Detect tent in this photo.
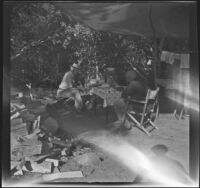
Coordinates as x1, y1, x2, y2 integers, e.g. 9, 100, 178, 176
55, 2, 192, 83
55, 2, 190, 38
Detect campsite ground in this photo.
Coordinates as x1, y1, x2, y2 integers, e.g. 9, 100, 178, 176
9, 87, 190, 184
56, 108, 189, 183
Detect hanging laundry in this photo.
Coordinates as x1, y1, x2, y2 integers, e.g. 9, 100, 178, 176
168, 52, 175, 64
180, 54, 190, 68
161, 51, 181, 65
160, 51, 168, 62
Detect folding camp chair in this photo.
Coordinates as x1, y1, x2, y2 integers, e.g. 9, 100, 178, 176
122, 87, 160, 136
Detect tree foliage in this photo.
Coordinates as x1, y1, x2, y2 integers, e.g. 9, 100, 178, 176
10, 2, 155, 89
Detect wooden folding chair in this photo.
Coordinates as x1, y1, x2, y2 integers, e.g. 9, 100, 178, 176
122, 87, 160, 136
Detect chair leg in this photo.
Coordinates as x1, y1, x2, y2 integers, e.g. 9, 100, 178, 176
148, 119, 159, 129
179, 108, 184, 120
127, 113, 151, 136
140, 126, 151, 136
173, 109, 177, 116
149, 127, 156, 133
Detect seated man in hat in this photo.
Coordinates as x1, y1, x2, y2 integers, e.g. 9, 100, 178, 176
122, 70, 149, 101
114, 69, 155, 130
56, 62, 84, 112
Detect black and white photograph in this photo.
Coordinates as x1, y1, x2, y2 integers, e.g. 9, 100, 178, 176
2, 1, 199, 187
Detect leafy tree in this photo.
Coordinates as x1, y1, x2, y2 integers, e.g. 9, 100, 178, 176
10, 2, 155, 89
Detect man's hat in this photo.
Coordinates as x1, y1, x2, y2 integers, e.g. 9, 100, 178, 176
71, 63, 80, 70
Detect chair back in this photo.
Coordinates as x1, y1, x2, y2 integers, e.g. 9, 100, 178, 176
146, 87, 160, 101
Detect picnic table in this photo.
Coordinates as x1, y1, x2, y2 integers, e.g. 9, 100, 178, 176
90, 86, 122, 107
89, 85, 124, 122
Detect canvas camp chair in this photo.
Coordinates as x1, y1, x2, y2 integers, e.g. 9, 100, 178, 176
122, 87, 160, 136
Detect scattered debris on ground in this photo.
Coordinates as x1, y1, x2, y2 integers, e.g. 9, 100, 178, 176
10, 88, 104, 182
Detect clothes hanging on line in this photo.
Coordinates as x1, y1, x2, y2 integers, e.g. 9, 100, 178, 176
160, 51, 181, 64
180, 54, 190, 68
161, 51, 189, 68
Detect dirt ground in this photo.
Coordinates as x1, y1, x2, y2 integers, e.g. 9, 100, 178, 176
9, 87, 189, 185
52, 107, 189, 183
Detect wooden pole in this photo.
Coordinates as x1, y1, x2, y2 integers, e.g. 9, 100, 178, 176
149, 4, 158, 86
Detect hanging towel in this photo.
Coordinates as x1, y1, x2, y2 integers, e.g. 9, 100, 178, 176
180, 54, 190, 68
161, 51, 180, 64
160, 51, 168, 62
173, 53, 181, 61
168, 52, 175, 64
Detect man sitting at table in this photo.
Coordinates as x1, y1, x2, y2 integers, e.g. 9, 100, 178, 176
56, 62, 84, 112
114, 69, 155, 129
122, 70, 149, 101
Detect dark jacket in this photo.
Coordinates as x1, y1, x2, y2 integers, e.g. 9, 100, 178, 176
122, 79, 148, 101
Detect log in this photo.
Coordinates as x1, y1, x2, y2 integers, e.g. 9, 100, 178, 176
42, 171, 83, 181
24, 129, 40, 139
23, 161, 52, 174
26, 149, 61, 162
11, 102, 25, 109
11, 112, 20, 120
51, 139, 72, 148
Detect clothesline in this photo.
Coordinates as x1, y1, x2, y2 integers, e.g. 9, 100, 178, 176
160, 51, 190, 69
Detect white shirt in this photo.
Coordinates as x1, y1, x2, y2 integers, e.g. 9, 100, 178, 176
59, 71, 73, 90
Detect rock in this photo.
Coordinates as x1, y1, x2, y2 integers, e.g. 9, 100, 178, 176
60, 159, 81, 172
74, 152, 101, 167
43, 117, 59, 134
82, 165, 95, 176
67, 152, 101, 176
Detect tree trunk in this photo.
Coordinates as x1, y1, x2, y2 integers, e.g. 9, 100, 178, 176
157, 38, 165, 77
56, 53, 60, 86
149, 5, 157, 86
